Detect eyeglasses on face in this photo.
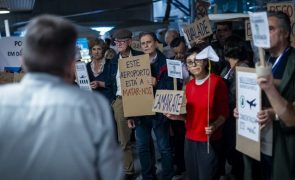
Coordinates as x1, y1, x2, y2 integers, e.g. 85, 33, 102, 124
186, 60, 204, 67
114, 39, 129, 45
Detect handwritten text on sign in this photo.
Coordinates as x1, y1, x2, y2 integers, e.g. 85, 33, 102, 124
182, 16, 212, 45
152, 90, 184, 115
119, 54, 155, 117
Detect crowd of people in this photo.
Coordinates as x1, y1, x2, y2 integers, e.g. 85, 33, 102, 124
0, 10, 294, 180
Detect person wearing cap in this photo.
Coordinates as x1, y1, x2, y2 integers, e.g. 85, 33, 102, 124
106, 28, 143, 180
86, 38, 112, 102
165, 46, 229, 180
0, 15, 122, 180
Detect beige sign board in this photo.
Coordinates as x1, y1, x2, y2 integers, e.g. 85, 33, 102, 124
131, 40, 142, 52
157, 43, 164, 53
182, 16, 213, 45
0, 72, 25, 84
236, 67, 261, 161
245, 19, 252, 41
119, 54, 155, 117
152, 90, 185, 115
267, 2, 295, 42
196, 0, 210, 19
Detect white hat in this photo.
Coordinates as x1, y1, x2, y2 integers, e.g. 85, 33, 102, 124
195, 46, 219, 62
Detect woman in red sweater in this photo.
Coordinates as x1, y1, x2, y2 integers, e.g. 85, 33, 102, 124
165, 48, 229, 180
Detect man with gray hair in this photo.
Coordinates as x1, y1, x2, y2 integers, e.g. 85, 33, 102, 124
0, 15, 122, 180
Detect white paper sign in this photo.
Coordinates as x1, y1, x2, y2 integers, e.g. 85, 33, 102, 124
166, 59, 183, 79
237, 71, 261, 142
0, 37, 23, 71
249, 12, 270, 48
75, 62, 92, 91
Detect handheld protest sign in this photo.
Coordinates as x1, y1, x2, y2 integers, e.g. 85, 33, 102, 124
131, 38, 142, 52
166, 59, 183, 90
119, 54, 155, 117
196, 0, 210, 19
152, 90, 185, 115
182, 16, 213, 46
0, 71, 25, 84
267, 2, 295, 44
76, 38, 91, 61
249, 12, 270, 67
75, 62, 92, 91
245, 19, 252, 41
236, 67, 261, 161
249, 12, 270, 49
0, 37, 23, 71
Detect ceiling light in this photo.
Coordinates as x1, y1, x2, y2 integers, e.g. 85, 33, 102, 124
0, 7, 10, 14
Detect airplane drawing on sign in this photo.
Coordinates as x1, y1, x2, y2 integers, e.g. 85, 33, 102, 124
246, 98, 256, 109
80, 75, 86, 79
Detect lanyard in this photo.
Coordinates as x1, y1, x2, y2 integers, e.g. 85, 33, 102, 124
270, 47, 290, 70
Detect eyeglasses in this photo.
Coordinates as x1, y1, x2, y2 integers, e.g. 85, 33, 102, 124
186, 60, 204, 67
114, 39, 129, 45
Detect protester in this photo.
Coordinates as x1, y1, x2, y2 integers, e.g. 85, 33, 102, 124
86, 38, 111, 101
233, 11, 293, 180
220, 35, 254, 179
0, 15, 122, 180
212, 21, 233, 74
258, 11, 295, 180
104, 38, 117, 60
170, 37, 190, 84
128, 32, 175, 180
165, 46, 229, 180
107, 29, 143, 180
163, 29, 180, 58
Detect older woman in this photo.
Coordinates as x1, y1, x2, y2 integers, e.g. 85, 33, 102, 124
86, 38, 110, 101
166, 47, 229, 180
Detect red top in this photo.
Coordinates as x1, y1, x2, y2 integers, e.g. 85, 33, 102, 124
185, 73, 229, 142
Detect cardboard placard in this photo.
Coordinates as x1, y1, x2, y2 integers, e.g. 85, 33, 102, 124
131, 40, 142, 52
196, 0, 210, 19
119, 54, 155, 117
236, 67, 261, 161
166, 59, 183, 79
267, 2, 295, 43
157, 43, 164, 53
0, 37, 23, 71
245, 19, 252, 41
249, 12, 270, 48
75, 62, 92, 91
0, 72, 25, 84
182, 16, 213, 46
152, 90, 185, 115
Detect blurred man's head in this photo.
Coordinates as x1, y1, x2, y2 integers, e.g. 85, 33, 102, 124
215, 21, 232, 46
164, 29, 180, 46
113, 29, 132, 53
267, 11, 291, 56
170, 37, 187, 61
22, 15, 77, 78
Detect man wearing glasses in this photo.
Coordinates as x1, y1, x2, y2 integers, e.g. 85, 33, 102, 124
107, 29, 143, 180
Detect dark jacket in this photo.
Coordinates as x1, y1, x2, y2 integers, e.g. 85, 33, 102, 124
86, 60, 112, 103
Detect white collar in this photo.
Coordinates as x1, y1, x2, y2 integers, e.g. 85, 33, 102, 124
195, 74, 210, 85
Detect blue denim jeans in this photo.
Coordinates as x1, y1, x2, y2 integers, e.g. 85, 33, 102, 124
135, 116, 174, 180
